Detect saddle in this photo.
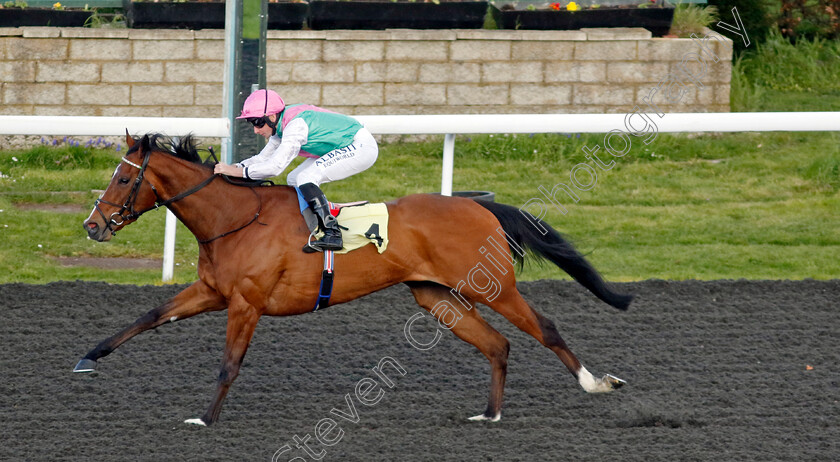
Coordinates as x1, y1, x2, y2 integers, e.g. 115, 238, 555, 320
305, 201, 389, 254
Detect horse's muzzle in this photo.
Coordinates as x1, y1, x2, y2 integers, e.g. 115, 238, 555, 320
84, 220, 111, 242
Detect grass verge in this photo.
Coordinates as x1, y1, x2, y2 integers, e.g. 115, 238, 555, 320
0, 130, 837, 285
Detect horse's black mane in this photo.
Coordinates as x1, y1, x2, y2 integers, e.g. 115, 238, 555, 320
127, 132, 274, 187
128, 133, 214, 167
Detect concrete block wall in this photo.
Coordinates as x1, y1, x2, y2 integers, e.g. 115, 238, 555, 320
0, 26, 732, 118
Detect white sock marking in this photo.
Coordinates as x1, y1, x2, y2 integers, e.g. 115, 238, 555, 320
578, 366, 614, 393
468, 412, 501, 422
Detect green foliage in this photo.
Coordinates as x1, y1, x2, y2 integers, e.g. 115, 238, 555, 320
482, 4, 498, 28
729, 56, 764, 111
84, 10, 126, 28
2, 0, 28, 8
738, 29, 840, 92
730, 29, 840, 110
777, 0, 840, 41
707, 0, 775, 53
669, 3, 719, 37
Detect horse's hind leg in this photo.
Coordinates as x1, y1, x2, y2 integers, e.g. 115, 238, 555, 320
406, 281, 509, 422
73, 280, 225, 373
481, 289, 625, 394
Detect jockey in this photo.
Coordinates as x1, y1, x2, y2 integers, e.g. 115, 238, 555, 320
214, 89, 379, 253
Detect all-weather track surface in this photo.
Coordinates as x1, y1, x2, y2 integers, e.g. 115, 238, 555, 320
1, 279, 838, 461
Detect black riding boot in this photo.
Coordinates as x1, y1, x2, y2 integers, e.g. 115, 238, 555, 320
299, 183, 343, 253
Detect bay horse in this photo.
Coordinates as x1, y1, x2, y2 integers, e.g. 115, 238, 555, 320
76, 133, 633, 426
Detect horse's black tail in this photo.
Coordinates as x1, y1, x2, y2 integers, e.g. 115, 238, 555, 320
477, 200, 633, 311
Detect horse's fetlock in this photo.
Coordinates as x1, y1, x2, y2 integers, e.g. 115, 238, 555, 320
493, 342, 510, 366
92, 345, 113, 358
217, 368, 239, 385
542, 329, 564, 348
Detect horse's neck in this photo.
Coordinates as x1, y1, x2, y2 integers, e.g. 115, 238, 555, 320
148, 154, 258, 241
148, 154, 299, 243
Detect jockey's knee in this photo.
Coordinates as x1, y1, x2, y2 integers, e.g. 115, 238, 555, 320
292, 173, 322, 187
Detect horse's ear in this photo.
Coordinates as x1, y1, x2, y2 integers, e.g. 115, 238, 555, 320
125, 129, 135, 148
140, 134, 150, 152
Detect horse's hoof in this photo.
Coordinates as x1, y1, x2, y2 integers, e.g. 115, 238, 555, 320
467, 412, 501, 422
603, 374, 626, 390
73, 358, 98, 373
184, 418, 208, 427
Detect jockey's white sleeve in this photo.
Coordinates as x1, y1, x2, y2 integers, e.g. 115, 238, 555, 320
236, 118, 309, 180
236, 137, 278, 168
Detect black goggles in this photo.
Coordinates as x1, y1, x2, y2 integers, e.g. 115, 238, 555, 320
247, 117, 268, 128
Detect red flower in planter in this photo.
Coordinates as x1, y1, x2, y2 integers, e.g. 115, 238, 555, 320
549, 3, 561, 10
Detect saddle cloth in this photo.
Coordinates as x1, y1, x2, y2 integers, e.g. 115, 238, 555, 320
315, 203, 389, 254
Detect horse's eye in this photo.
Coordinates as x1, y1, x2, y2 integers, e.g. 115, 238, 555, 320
119, 177, 130, 185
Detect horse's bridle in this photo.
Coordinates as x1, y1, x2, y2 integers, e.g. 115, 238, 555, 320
92, 148, 250, 243
93, 149, 158, 236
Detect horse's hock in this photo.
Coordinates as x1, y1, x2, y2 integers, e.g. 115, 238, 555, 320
0, 27, 732, 118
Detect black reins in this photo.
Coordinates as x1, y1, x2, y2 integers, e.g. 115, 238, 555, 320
93, 147, 263, 244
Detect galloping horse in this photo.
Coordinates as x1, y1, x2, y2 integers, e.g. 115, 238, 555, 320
76, 133, 633, 426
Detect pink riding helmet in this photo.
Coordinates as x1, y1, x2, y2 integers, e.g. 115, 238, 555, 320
237, 89, 285, 119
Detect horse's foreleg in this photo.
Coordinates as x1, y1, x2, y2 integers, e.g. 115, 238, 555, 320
406, 281, 509, 422
73, 280, 226, 373
185, 295, 261, 427
484, 291, 625, 394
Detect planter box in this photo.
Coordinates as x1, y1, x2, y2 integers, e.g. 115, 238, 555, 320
492, 5, 675, 37
268, 2, 308, 29
452, 190, 495, 202
123, 1, 307, 30
0, 8, 94, 27
309, 1, 489, 30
